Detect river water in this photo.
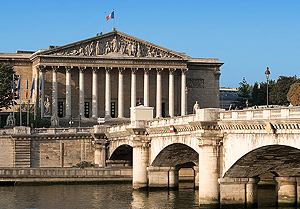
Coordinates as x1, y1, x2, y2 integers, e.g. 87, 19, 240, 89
0, 183, 297, 209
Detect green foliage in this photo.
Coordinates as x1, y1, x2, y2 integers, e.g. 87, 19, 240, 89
0, 63, 17, 110
72, 161, 94, 168
287, 82, 300, 106
269, 76, 299, 106
235, 77, 251, 108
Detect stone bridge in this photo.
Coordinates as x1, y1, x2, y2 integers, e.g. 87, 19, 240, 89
1, 106, 300, 207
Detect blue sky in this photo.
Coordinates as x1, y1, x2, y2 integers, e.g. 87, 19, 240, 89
1, 0, 299, 88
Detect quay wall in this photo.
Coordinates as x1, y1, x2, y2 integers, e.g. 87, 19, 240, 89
0, 167, 132, 184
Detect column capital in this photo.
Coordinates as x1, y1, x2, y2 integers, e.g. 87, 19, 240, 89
78, 66, 86, 73
65, 66, 73, 73
118, 67, 125, 74
144, 68, 151, 74
156, 68, 163, 75
36, 65, 46, 72
131, 67, 138, 74
169, 68, 176, 75
105, 67, 112, 74
214, 72, 221, 80
52, 66, 59, 72
92, 66, 99, 72
181, 68, 188, 75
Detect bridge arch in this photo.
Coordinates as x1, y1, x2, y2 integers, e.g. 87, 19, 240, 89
151, 143, 198, 168
222, 133, 300, 177
223, 144, 300, 178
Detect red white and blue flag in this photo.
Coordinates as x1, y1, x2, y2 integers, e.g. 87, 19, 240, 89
16, 76, 21, 99
39, 77, 42, 99
26, 76, 28, 100
30, 77, 35, 99
106, 11, 114, 21
11, 75, 14, 100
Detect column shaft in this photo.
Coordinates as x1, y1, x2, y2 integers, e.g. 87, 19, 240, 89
143, 68, 150, 106
181, 69, 187, 116
169, 69, 175, 117
65, 66, 72, 118
79, 66, 85, 118
131, 68, 137, 108
156, 68, 162, 118
105, 67, 112, 118
38, 66, 45, 118
92, 67, 98, 118
118, 67, 124, 118
52, 66, 58, 116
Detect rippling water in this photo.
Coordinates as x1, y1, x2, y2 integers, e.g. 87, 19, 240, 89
0, 183, 298, 209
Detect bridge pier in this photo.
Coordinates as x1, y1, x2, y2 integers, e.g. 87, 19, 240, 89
133, 139, 150, 189
219, 177, 259, 207
148, 166, 179, 189
274, 177, 297, 207
198, 136, 221, 207
94, 142, 106, 167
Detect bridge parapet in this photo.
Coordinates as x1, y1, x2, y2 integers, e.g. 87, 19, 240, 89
220, 106, 300, 121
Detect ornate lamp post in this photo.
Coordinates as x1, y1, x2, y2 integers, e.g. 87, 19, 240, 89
185, 87, 188, 115
265, 67, 270, 106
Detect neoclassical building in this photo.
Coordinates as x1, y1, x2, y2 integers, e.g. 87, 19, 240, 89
0, 30, 223, 119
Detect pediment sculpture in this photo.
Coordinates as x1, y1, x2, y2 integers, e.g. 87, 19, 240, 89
45, 33, 184, 59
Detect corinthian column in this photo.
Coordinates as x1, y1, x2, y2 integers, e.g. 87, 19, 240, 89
169, 68, 175, 117
52, 66, 58, 116
143, 68, 150, 107
181, 68, 188, 116
105, 67, 112, 118
118, 67, 125, 118
65, 66, 72, 118
131, 68, 138, 109
92, 67, 99, 118
156, 68, 163, 118
79, 66, 86, 118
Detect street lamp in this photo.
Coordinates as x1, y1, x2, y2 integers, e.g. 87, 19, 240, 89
265, 67, 270, 106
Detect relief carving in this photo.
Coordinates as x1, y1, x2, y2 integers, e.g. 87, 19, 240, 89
51, 34, 181, 59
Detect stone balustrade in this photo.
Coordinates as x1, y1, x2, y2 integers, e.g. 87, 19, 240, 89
220, 106, 300, 121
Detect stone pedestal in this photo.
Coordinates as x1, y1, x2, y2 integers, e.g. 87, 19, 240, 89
133, 140, 149, 189
274, 177, 297, 207
148, 166, 179, 189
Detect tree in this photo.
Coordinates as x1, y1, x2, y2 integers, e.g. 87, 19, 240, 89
287, 82, 300, 106
269, 76, 299, 106
0, 63, 17, 110
235, 77, 251, 108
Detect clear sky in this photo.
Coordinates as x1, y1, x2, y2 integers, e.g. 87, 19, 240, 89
1, 0, 299, 88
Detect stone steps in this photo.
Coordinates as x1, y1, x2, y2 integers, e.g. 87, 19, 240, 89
14, 141, 31, 167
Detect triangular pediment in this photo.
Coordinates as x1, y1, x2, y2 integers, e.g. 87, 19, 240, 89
36, 31, 187, 59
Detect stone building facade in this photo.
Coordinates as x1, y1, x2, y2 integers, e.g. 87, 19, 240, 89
0, 30, 223, 119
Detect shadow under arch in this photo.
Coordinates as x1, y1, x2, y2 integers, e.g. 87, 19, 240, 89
224, 144, 300, 178
151, 143, 198, 167
108, 144, 133, 166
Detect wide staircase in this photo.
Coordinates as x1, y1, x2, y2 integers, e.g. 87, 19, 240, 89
14, 140, 31, 167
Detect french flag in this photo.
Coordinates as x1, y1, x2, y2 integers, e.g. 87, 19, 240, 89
106, 11, 114, 21
26, 76, 28, 100
11, 75, 14, 100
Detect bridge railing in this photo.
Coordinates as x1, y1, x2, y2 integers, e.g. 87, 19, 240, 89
220, 106, 300, 121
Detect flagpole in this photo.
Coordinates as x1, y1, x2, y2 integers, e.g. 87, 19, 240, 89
27, 76, 29, 127
19, 75, 22, 126
12, 74, 15, 120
